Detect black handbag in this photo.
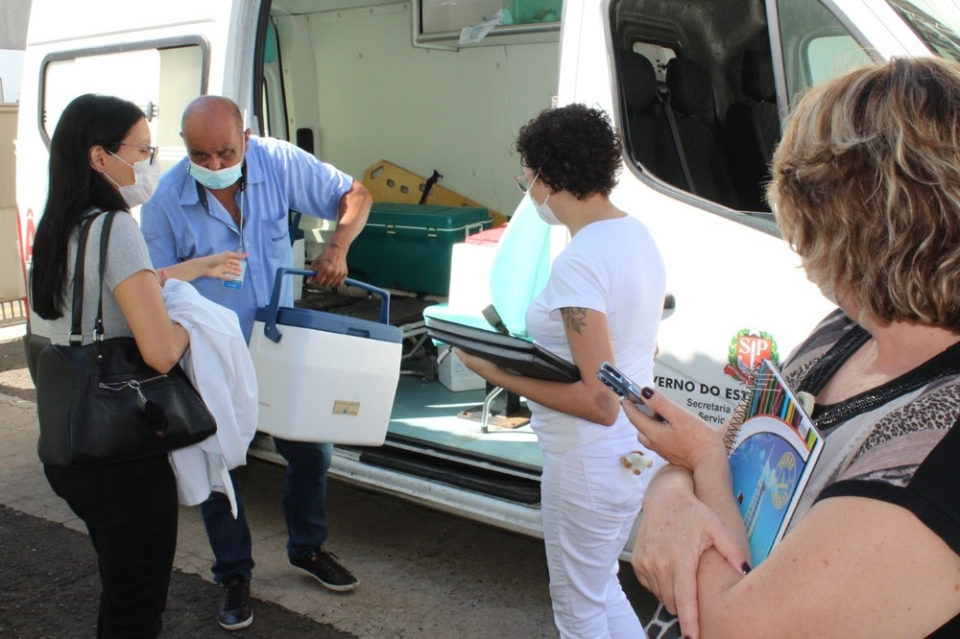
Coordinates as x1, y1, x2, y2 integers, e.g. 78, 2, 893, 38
35, 210, 217, 467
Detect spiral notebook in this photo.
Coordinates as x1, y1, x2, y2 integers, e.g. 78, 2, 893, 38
728, 359, 823, 565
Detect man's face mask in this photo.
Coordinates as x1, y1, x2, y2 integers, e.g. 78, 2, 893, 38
189, 157, 244, 190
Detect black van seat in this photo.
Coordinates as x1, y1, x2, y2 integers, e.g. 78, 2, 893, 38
726, 49, 780, 211
620, 52, 667, 174
619, 52, 692, 194
663, 57, 740, 209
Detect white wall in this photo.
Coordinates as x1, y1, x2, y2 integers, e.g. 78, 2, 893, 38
0, 104, 24, 301
278, 2, 559, 216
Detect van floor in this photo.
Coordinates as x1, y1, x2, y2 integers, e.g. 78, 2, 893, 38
388, 375, 543, 470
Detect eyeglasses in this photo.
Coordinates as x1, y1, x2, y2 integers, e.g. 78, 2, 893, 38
118, 143, 160, 165
515, 172, 538, 195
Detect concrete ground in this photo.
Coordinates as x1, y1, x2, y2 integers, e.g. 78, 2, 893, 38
0, 322, 657, 638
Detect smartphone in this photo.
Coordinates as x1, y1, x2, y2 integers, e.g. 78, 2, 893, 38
597, 361, 659, 419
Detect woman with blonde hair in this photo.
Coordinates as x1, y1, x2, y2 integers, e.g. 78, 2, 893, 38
627, 57, 960, 639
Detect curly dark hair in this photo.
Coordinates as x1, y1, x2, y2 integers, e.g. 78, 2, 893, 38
515, 103, 622, 199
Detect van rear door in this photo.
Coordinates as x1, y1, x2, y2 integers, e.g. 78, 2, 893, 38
15, 0, 258, 324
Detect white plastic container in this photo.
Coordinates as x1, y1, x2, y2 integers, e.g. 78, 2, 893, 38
249, 270, 402, 445
438, 345, 486, 392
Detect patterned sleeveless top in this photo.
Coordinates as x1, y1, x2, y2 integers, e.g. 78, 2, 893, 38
646, 310, 960, 639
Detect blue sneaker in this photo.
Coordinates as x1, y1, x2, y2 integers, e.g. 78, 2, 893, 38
289, 547, 358, 592
217, 576, 253, 631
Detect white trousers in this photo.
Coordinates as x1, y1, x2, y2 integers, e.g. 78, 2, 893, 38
540, 434, 653, 639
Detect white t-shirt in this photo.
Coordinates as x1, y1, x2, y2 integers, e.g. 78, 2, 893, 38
525, 215, 666, 453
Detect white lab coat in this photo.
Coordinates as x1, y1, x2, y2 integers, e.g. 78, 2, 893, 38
163, 279, 258, 517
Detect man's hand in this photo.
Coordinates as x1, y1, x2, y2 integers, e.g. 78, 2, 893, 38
307, 180, 372, 288
309, 243, 348, 287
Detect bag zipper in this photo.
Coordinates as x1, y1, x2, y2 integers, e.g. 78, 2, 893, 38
99, 374, 167, 405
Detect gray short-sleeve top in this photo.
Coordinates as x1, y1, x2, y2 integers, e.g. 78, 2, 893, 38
46, 211, 155, 345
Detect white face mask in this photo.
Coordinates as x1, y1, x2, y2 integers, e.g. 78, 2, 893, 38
189, 158, 244, 190
106, 152, 162, 207
528, 176, 562, 225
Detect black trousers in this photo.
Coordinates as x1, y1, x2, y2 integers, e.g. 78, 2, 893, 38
44, 454, 178, 639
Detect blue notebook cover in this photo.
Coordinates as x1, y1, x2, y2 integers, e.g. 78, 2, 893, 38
728, 359, 823, 565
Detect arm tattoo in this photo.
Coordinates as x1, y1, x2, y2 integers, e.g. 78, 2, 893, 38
561, 307, 588, 335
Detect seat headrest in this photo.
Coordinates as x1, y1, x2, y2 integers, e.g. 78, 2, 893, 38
620, 53, 658, 112
666, 57, 715, 117
742, 49, 776, 102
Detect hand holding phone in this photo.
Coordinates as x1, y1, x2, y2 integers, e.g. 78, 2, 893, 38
597, 361, 661, 420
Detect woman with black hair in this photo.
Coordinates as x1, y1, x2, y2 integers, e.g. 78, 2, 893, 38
457, 103, 666, 637
31, 93, 187, 638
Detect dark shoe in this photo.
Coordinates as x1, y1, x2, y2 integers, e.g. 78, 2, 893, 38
289, 547, 358, 592
217, 576, 253, 631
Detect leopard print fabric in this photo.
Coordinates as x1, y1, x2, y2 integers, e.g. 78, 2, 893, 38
856, 382, 960, 459
643, 604, 683, 639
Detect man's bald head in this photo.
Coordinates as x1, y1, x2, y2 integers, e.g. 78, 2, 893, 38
180, 95, 249, 175
181, 95, 244, 132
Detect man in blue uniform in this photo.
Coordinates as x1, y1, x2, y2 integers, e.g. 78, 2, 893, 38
142, 95, 372, 631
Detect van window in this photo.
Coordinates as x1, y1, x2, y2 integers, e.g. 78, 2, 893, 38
775, 0, 873, 106
888, 0, 960, 62
508, 1, 562, 25
261, 22, 289, 141
612, 0, 783, 220
41, 43, 205, 166
420, 0, 561, 34
415, 0, 561, 48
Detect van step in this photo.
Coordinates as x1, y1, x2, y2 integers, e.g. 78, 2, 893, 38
357, 447, 541, 505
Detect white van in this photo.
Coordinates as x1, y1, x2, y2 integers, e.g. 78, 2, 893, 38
15, 0, 960, 539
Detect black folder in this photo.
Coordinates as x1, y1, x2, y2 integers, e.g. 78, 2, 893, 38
425, 317, 580, 383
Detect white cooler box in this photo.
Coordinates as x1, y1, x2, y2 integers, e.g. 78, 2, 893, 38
249, 268, 403, 445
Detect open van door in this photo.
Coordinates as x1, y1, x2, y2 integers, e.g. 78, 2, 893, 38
562, 0, 960, 425
16, 1, 262, 373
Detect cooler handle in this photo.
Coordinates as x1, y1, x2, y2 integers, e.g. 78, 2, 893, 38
263, 268, 392, 343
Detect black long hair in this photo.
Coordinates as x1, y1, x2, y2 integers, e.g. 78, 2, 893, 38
30, 94, 145, 319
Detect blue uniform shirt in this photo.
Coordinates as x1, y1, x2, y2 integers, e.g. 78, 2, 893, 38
142, 136, 353, 342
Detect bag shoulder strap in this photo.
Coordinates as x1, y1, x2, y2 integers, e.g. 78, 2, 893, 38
92, 211, 118, 342
68, 212, 101, 345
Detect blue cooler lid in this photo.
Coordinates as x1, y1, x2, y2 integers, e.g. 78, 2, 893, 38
257, 269, 400, 343
255, 305, 402, 344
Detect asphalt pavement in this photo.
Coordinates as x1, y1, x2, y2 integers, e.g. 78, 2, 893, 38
0, 323, 657, 638
0, 503, 352, 638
